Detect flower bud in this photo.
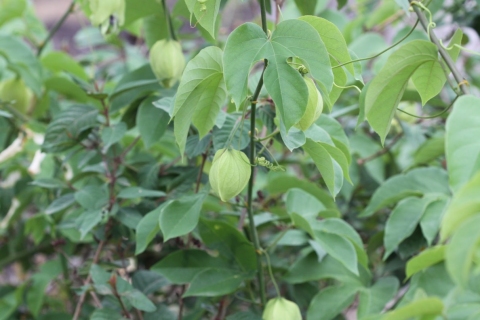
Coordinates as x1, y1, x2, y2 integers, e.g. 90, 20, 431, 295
294, 77, 323, 131
209, 149, 250, 202
89, 0, 125, 34
149, 39, 186, 88
263, 297, 302, 320
0, 78, 33, 114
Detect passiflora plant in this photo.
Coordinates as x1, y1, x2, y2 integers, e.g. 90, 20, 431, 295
0, 0, 480, 319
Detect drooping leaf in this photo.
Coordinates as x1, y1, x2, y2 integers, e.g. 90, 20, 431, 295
185, 0, 221, 39
172, 46, 227, 156
420, 197, 448, 246
223, 20, 332, 130
445, 95, 480, 193
135, 204, 165, 255
159, 193, 206, 242
365, 40, 438, 143
314, 230, 358, 275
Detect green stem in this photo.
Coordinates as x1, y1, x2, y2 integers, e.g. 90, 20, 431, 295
162, 0, 177, 41
259, 0, 268, 34
247, 67, 267, 306
37, 0, 76, 57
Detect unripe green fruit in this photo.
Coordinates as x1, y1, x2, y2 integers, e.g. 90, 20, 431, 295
209, 149, 250, 202
0, 78, 33, 114
149, 39, 186, 88
89, 0, 125, 33
294, 77, 323, 131
263, 297, 302, 320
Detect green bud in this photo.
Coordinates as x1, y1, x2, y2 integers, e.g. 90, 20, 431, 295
149, 39, 186, 88
209, 149, 250, 202
263, 297, 302, 320
0, 78, 33, 114
89, 0, 125, 34
294, 77, 323, 131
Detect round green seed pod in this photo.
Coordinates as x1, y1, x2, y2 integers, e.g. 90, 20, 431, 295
149, 39, 186, 88
0, 78, 33, 114
263, 297, 302, 320
294, 77, 323, 131
209, 148, 250, 202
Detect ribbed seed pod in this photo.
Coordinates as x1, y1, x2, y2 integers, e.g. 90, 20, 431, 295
149, 39, 186, 88
209, 149, 250, 202
0, 78, 33, 114
262, 297, 302, 320
294, 77, 324, 131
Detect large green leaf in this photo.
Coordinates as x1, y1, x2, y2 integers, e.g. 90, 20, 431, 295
185, 0, 221, 39
307, 284, 359, 320
445, 95, 480, 193
441, 172, 480, 240
365, 40, 438, 143
357, 277, 399, 319
183, 268, 249, 297
406, 246, 446, 280
314, 230, 358, 275
159, 193, 206, 242
172, 46, 226, 156
445, 215, 480, 287
360, 167, 449, 217
223, 20, 332, 130
0, 0, 26, 27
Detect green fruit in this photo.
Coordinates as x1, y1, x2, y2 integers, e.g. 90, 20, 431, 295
294, 77, 323, 131
89, 0, 125, 34
0, 78, 33, 114
263, 297, 302, 320
209, 149, 250, 202
149, 39, 186, 88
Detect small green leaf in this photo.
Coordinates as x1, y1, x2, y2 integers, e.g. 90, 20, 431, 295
159, 193, 206, 242
75, 185, 108, 210
413, 136, 445, 166
365, 40, 438, 143
101, 122, 127, 150
307, 284, 359, 320
420, 198, 448, 246
118, 187, 166, 199
411, 60, 446, 105
122, 290, 156, 312
183, 269, 248, 297
406, 246, 446, 280
76, 209, 103, 239
172, 46, 226, 156
382, 297, 444, 320
137, 97, 169, 148
185, 0, 221, 39
445, 95, 480, 193
30, 178, 66, 189
314, 230, 358, 275
357, 277, 399, 318
135, 205, 165, 255
41, 51, 89, 81
45, 193, 75, 215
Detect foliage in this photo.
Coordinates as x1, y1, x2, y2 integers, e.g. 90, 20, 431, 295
1, 0, 480, 319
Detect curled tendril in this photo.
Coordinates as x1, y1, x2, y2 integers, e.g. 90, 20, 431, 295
256, 157, 285, 171
410, 1, 435, 37
333, 82, 361, 93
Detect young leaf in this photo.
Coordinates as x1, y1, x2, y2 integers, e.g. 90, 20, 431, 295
365, 40, 438, 143
159, 193, 206, 242
172, 46, 227, 156
223, 20, 332, 130
445, 95, 480, 193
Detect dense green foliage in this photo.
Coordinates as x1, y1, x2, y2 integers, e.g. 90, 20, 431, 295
1, 0, 480, 319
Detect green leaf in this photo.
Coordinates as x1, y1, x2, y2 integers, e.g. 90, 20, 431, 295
76, 209, 103, 239
27, 259, 63, 317
294, 0, 318, 15
124, 0, 162, 26
411, 60, 446, 106
314, 230, 358, 275
365, 40, 438, 143
384, 196, 438, 259
357, 277, 399, 319
406, 246, 446, 280
223, 20, 332, 130
382, 297, 444, 320
307, 284, 359, 320
298, 16, 354, 75
118, 187, 166, 199
151, 249, 230, 284
441, 172, 480, 240
413, 136, 445, 166
159, 193, 206, 241
135, 205, 165, 255
212, 114, 250, 151
41, 51, 89, 81
445, 215, 480, 287
445, 95, 480, 193
360, 167, 449, 217
132, 270, 169, 295
420, 198, 448, 246
45, 193, 75, 214
183, 268, 248, 297
137, 97, 169, 148
285, 188, 326, 219
122, 290, 156, 312
199, 219, 257, 272
75, 185, 108, 210
42, 105, 99, 153
303, 138, 351, 197
185, 0, 221, 39
172, 46, 226, 156
44, 76, 90, 102
30, 178, 66, 189
0, 0, 26, 27
100, 122, 127, 150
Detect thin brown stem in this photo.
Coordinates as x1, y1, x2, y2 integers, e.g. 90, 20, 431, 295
357, 132, 404, 165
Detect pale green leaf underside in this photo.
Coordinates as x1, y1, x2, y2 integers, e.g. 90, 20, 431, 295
365, 40, 438, 143
223, 20, 332, 130
173, 46, 226, 156
185, 0, 221, 39
411, 60, 446, 106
